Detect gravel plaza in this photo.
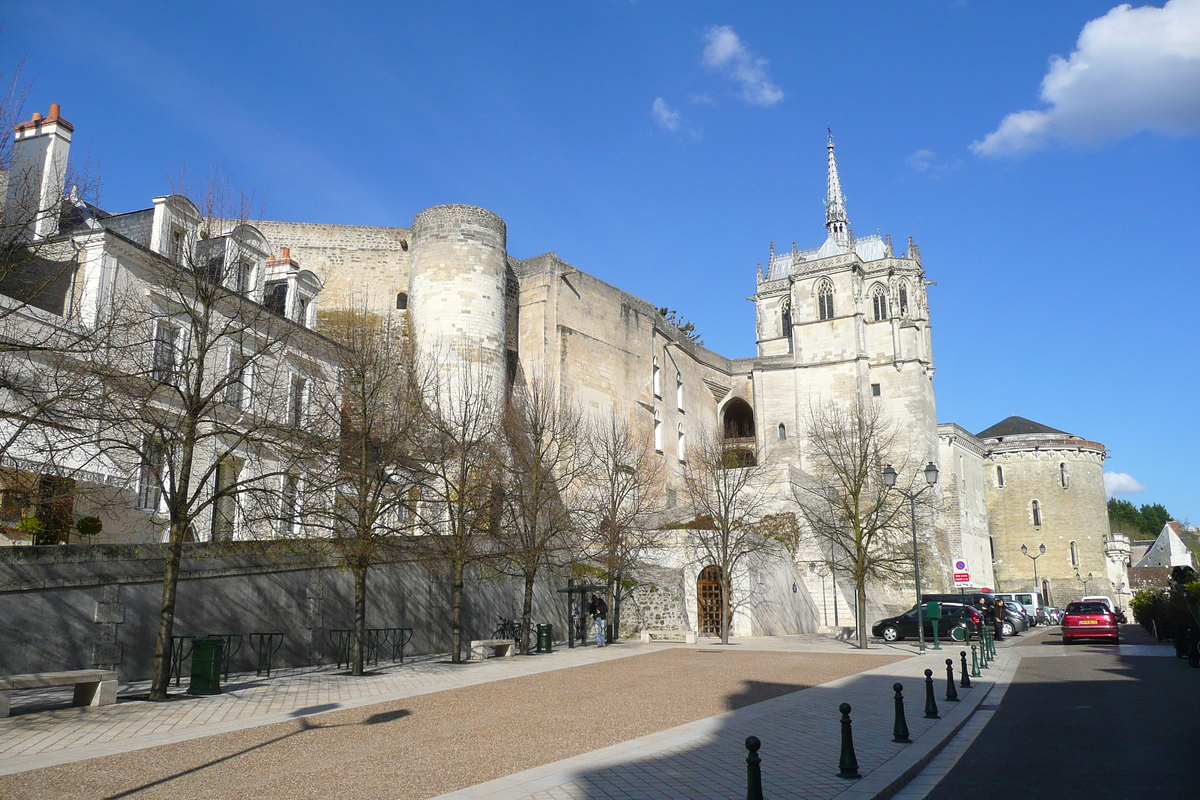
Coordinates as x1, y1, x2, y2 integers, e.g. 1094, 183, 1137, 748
0, 633, 1019, 799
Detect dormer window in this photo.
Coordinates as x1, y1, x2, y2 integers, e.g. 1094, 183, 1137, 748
170, 227, 186, 265
235, 260, 255, 294
265, 282, 288, 316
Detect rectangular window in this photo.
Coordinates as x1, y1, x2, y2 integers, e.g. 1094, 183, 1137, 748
871, 383, 881, 397
211, 458, 242, 541
290, 374, 308, 427
279, 474, 298, 537
137, 440, 165, 510
666, 488, 677, 508
226, 350, 252, 410
151, 322, 181, 384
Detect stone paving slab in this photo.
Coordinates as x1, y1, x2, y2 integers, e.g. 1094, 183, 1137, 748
431, 646, 1016, 800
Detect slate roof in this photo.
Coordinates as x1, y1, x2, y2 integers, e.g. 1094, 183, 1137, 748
975, 415, 1074, 440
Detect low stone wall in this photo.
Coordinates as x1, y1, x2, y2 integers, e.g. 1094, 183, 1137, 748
0, 542, 569, 681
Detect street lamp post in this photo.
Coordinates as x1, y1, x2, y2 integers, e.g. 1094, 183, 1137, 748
1020, 543, 1046, 597
882, 461, 940, 656
1075, 571, 1094, 596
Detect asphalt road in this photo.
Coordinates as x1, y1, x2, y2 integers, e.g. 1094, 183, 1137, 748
925, 624, 1200, 800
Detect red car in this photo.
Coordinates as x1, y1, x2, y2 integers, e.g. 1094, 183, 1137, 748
1061, 601, 1119, 644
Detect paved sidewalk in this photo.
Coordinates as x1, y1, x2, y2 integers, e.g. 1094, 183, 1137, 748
432, 644, 1016, 800
0, 633, 1018, 799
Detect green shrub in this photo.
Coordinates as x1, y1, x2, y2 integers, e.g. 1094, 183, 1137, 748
76, 516, 103, 537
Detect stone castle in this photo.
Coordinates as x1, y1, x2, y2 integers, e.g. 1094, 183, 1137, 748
252, 134, 1124, 627
1, 104, 1125, 633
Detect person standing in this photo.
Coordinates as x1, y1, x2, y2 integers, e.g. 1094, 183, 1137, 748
993, 598, 1006, 640
589, 594, 609, 647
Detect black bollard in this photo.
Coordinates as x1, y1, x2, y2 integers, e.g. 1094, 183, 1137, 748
923, 668, 940, 719
745, 736, 764, 800
892, 682, 911, 743
960, 650, 972, 688
837, 702, 861, 779
945, 659, 959, 702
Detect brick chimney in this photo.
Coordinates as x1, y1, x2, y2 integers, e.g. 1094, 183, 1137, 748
5, 103, 74, 240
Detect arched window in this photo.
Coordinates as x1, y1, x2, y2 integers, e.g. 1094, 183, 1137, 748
652, 356, 661, 398
676, 372, 684, 411
898, 282, 909, 316
722, 397, 755, 439
677, 423, 686, 463
780, 298, 793, 353
1070, 540, 1079, 567
395, 292, 408, 310
871, 285, 888, 321
653, 410, 663, 452
778, 423, 787, 441
997, 466, 1004, 487
1032, 499, 1042, 527
1060, 463, 1068, 489
817, 280, 835, 321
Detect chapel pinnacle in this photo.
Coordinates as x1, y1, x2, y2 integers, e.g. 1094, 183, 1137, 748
825, 131, 849, 247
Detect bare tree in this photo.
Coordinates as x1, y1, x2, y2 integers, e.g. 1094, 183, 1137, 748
494, 372, 585, 653
680, 429, 775, 645
577, 410, 665, 638
302, 303, 427, 675
78, 177, 333, 699
414, 350, 504, 663
792, 398, 920, 650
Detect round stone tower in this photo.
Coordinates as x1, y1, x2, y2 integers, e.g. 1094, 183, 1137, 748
409, 204, 509, 406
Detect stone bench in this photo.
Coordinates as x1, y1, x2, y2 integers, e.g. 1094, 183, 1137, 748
0, 670, 119, 717
469, 639, 516, 660
639, 629, 697, 644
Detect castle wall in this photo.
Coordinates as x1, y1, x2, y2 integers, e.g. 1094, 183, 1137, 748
938, 424, 996, 592
248, 219, 410, 316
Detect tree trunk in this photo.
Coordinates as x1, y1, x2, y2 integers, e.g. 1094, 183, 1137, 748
352, 564, 367, 676
450, 558, 464, 663
520, 570, 536, 655
720, 573, 731, 645
148, 519, 189, 701
856, 584, 868, 650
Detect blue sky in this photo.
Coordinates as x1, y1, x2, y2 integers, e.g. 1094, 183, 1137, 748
5, 1, 1199, 522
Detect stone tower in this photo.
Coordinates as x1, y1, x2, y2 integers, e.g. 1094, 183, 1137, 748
408, 204, 511, 406
751, 134, 938, 472
977, 416, 1116, 605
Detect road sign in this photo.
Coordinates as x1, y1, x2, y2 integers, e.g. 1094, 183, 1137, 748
954, 559, 967, 571
953, 572, 970, 584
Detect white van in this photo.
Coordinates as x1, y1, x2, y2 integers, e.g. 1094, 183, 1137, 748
1081, 595, 1116, 612
994, 592, 1044, 624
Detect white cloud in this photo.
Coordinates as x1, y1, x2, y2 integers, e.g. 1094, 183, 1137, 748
1104, 471, 1147, 496
652, 97, 680, 131
701, 25, 784, 106
973, 0, 1200, 156
905, 148, 963, 175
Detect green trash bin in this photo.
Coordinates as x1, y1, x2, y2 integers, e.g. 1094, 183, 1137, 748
536, 623, 553, 654
190, 637, 225, 695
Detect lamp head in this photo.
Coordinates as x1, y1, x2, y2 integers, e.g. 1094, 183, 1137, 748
1021, 544, 1028, 556
882, 464, 898, 487
924, 461, 939, 486
1039, 543, 1046, 556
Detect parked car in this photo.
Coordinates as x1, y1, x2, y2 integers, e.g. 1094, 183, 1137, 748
1004, 600, 1034, 631
1061, 601, 1119, 644
993, 591, 1045, 625
1043, 607, 1064, 625
872, 602, 981, 643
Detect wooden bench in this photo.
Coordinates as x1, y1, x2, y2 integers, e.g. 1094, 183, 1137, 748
469, 639, 516, 660
0, 670, 119, 717
639, 629, 697, 644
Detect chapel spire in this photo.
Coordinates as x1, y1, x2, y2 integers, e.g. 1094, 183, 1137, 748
825, 129, 849, 247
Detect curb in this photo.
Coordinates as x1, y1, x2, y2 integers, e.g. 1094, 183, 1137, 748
836, 647, 1021, 800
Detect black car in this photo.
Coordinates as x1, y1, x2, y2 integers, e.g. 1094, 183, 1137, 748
872, 602, 981, 643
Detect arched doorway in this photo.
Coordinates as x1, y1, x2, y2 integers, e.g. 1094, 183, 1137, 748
697, 565, 730, 637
